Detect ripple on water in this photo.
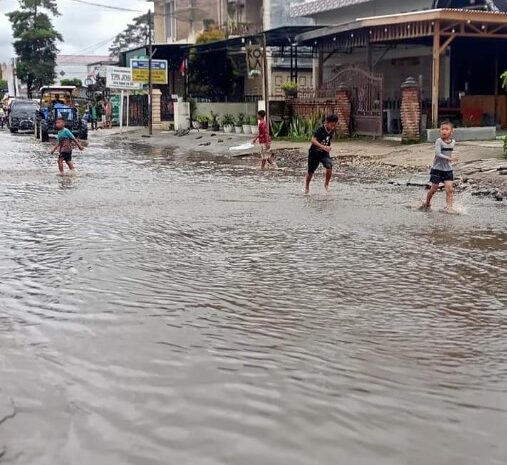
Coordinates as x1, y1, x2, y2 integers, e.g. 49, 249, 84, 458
0, 132, 506, 465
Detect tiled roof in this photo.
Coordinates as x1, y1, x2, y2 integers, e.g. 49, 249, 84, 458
292, 0, 507, 17
291, 0, 371, 17
491, 0, 507, 11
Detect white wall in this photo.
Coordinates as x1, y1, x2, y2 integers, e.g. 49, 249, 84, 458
195, 102, 258, 120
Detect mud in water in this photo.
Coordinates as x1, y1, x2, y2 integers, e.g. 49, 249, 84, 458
1, 130, 506, 465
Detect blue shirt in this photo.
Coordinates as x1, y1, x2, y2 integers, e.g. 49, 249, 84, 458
57, 127, 75, 153
57, 127, 74, 142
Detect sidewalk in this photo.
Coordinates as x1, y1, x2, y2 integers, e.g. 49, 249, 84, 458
109, 128, 507, 197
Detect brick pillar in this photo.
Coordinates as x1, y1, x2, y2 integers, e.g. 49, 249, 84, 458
335, 85, 351, 137
151, 88, 162, 131
400, 77, 421, 143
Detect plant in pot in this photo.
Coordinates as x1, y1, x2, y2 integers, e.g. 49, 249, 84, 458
210, 111, 220, 131
197, 115, 209, 130
240, 113, 251, 134
281, 81, 298, 98
250, 115, 259, 135
222, 113, 235, 133
234, 114, 244, 134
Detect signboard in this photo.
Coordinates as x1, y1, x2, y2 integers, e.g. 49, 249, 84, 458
246, 45, 263, 79
110, 94, 121, 126
130, 59, 168, 85
106, 66, 142, 90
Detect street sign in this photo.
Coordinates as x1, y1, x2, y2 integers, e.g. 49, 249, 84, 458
130, 59, 168, 85
106, 66, 142, 90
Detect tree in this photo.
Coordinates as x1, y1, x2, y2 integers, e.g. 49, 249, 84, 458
7, 0, 62, 98
60, 78, 83, 87
109, 13, 152, 59
0, 79, 8, 99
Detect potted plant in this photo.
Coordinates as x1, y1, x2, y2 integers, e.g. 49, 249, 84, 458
281, 81, 298, 98
197, 114, 209, 130
210, 111, 220, 131
234, 114, 243, 134
240, 112, 251, 134
222, 113, 235, 133
250, 115, 259, 135
234, 113, 245, 134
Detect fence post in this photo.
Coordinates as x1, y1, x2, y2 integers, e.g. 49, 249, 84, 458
151, 89, 162, 131
335, 85, 351, 138
401, 77, 421, 143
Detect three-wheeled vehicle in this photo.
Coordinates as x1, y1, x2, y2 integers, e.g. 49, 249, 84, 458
35, 86, 88, 142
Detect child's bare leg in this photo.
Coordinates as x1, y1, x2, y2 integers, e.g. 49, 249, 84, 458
444, 181, 454, 210
324, 168, 332, 191
66, 161, 75, 171
425, 184, 439, 207
305, 172, 313, 194
261, 159, 267, 169
57, 158, 64, 174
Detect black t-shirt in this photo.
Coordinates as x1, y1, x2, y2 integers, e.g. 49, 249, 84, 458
310, 126, 334, 156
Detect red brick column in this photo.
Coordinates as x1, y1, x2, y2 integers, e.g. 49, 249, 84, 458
400, 77, 421, 143
334, 86, 351, 138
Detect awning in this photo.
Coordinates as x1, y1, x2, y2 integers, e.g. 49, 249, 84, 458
183, 25, 324, 54
296, 8, 507, 48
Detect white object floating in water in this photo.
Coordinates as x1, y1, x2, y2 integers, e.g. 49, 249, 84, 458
229, 143, 256, 154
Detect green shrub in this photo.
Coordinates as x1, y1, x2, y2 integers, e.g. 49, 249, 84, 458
221, 113, 234, 126
281, 81, 298, 92
270, 119, 285, 137
237, 113, 246, 126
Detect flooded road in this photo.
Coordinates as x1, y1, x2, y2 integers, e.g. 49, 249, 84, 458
1, 130, 506, 465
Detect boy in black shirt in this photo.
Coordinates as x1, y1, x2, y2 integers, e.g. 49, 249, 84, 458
305, 114, 338, 194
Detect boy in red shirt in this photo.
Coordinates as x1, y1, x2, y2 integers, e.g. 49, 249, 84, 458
252, 110, 274, 169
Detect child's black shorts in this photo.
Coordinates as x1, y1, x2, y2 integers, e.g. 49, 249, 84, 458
59, 152, 72, 162
430, 169, 453, 184
308, 151, 333, 174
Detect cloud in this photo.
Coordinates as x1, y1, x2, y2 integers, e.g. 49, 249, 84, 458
0, 0, 152, 62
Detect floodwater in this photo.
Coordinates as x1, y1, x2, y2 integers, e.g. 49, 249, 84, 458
0, 129, 506, 465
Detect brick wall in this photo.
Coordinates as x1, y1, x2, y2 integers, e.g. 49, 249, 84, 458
400, 77, 420, 142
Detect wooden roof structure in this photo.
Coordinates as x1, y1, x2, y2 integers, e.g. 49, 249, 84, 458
296, 8, 507, 48
296, 8, 507, 125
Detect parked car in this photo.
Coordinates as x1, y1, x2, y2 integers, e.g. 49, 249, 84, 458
7, 99, 38, 133
34, 86, 88, 142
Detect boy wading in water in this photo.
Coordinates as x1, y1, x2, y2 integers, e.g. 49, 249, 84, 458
252, 110, 274, 169
50, 117, 84, 175
305, 114, 338, 194
423, 120, 458, 212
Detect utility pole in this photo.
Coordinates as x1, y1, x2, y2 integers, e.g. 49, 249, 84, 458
148, 8, 153, 136
12, 58, 17, 97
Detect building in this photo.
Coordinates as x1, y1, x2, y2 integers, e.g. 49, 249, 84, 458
291, 0, 507, 133
153, 0, 311, 44
151, 0, 314, 99
55, 55, 111, 85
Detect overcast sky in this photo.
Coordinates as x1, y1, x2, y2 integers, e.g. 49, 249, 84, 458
0, 0, 153, 63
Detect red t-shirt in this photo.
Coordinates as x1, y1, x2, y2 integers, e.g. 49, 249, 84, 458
258, 120, 271, 144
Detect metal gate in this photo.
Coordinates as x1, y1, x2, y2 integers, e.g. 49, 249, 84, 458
319, 67, 383, 137
128, 95, 149, 127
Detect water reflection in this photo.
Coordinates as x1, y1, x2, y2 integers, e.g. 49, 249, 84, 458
0, 130, 506, 465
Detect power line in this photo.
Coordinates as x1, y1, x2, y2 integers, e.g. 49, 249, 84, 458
67, 0, 143, 13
